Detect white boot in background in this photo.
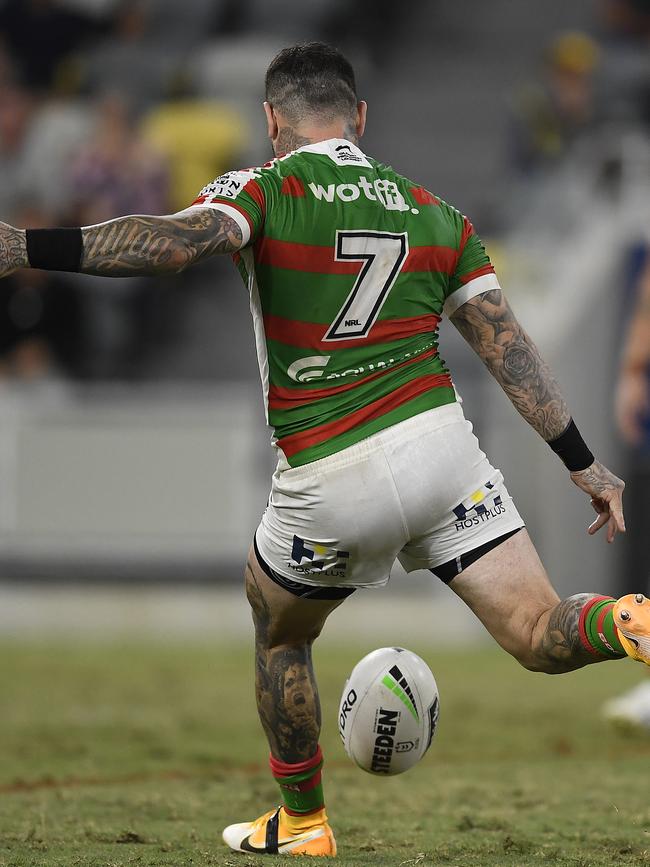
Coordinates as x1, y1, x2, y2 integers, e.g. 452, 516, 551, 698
602, 681, 650, 730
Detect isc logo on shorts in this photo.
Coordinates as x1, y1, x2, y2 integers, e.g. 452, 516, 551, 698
290, 535, 350, 577
453, 482, 506, 532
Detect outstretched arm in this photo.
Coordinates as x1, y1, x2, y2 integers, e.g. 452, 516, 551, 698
0, 207, 244, 279
451, 287, 625, 541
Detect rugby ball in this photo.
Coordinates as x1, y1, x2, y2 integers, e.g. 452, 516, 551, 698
338, 647, 439, 775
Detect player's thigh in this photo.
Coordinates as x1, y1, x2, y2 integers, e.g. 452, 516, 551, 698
245, 546, 347, 647
448, 529, 560, 664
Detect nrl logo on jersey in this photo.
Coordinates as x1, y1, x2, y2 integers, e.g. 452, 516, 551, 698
333, 143, 364, 163
198, 170, 259, 200
308, 176, 411, 212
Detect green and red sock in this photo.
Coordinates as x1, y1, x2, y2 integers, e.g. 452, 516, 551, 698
578, 596, 626, 658
270, 745, 325, 817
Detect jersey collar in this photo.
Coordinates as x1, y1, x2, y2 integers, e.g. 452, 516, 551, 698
292, 138, 372, 167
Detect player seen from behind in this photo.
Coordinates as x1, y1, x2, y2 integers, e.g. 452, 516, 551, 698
0, 41, 648, 859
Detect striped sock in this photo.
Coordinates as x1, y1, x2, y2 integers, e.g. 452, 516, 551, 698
578, 596, 626, 658
269, 746, 325, 817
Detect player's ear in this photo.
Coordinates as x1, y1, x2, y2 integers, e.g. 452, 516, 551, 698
263, 101, 278, 141
356, 101, 367, 139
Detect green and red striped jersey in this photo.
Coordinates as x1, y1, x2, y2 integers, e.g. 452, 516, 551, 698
191, 139, 497, 467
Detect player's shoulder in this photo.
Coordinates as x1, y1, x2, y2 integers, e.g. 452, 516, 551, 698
195, 160, 281, 201
366, 156, 465, 225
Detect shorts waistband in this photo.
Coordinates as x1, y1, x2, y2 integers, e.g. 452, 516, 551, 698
275, 403, 466, 480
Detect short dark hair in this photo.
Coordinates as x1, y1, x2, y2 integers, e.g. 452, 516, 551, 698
265, 42, 358, 125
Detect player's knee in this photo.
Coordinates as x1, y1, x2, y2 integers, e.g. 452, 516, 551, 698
257, 618, 324, 649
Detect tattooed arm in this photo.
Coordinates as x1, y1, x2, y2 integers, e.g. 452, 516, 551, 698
80, 208, 243, 275
450, 288, 570, 440
0, 222, 28, 275
0, 208, 243, 279
451, 288, 625, 541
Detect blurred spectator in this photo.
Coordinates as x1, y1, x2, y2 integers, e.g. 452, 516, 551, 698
15, 97, 96, 215
509, 31, 600, 175
0, 0, 104, 93
598, 0, 650, 127
613, 244, 650, 590
0, 82, 36, 215
68, 92, 169, 222
141, 86, 248, 211
602, 244, 650, 730
231, 0, 336, 42
0, 78, 95, 217
615, 251, 650, 447
78, 1, 183, 113
64, 93, 173, 380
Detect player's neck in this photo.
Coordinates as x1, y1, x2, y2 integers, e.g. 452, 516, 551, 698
274, 123, 358, 157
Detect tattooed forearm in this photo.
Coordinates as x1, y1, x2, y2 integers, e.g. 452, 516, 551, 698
0, 222, 28, 277
451, 289, 570, 441
246, 564, 321, 763
80, 208, 243, 276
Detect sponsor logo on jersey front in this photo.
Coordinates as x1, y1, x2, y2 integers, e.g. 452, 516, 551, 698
289, 535, 350, 578
453, 481, 506, 531
287, 356, 330, 382
308, 176, 412, 212
286, 341, 435, 385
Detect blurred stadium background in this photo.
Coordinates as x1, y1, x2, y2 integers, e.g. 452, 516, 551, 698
0, 0, 649, 640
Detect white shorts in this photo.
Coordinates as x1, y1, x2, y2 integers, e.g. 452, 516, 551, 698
255, 403, 524, 589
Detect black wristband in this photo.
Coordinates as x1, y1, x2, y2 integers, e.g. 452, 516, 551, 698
26, 227, 83, 272
548, 419, 594, 472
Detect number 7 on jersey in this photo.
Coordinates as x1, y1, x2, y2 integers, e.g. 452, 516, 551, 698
324, 230, 409, 341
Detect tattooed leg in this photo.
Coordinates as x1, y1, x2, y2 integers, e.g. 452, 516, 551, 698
244, 549, 345, 762
450, 529, 624, 675
532, 592, 625, 672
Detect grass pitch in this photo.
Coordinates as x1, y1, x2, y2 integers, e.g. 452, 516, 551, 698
1, 635, 649, 867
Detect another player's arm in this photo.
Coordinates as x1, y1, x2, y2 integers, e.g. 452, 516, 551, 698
451, 287, 625, 540
0, 208, 243, 278
615, 256, 650, 444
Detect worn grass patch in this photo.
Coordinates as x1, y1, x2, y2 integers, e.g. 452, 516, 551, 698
0, 636, 648, 866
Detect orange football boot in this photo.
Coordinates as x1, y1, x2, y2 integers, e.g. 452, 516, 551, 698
613, 594, 650, 664
222, 805, 336, 856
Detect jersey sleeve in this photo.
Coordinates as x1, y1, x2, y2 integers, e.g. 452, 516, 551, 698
443, 213, 499, 317
189, 169, 268, 247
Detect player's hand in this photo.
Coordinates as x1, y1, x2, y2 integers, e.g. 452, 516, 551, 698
0, 221, 28, 278
615, 369, 649, 446
569, 461, 625, 543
